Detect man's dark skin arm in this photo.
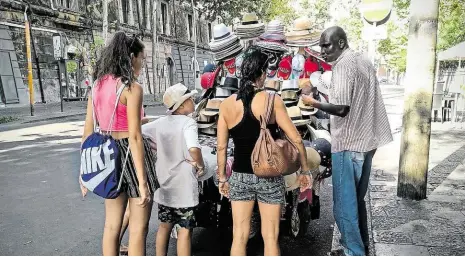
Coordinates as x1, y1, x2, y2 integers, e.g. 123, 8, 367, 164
301, 94, 350, 117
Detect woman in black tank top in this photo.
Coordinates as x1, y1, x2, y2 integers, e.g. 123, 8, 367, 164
216, 46, 312, 256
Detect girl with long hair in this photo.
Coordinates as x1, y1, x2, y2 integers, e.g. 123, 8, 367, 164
80, 32, 158, 255
216, 46, 313, 255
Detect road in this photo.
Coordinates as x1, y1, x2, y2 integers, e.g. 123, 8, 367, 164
0, 85, 403, 255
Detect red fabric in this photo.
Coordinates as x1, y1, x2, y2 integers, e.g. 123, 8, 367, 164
224, 58, 236, 75
302, 58, 319, 78
278, 55, 292, 80
200, 72, 216, 89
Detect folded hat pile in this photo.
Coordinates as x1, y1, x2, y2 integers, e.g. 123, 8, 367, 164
285, 17, 320, 47
256, 20, 289, 53
236, 13, 265, 40
209, 23, 244, 61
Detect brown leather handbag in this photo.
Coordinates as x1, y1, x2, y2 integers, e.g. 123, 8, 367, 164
251, 93, 301, 178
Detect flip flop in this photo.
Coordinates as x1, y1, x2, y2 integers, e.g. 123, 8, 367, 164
120, 245, 128, 256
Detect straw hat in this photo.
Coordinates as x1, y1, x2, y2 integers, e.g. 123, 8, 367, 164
215, 87, 232, 100
209, 24, 237, 49
281, 90, 298, 104
286, 106, 309, 126
199, 127, 217, 137
266, 20, 285, 35
200, 99, 222, 116
163, 83, 198, 113
286, 17, 313, 37
238, 13, 264, 28
298, 98, 318, 115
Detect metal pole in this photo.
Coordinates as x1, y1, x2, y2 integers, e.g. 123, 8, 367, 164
152, 0, 158, 98
192, 0, 197, 89
27, 5, 46, 104
58, 59, 63, 112
24, 6, 34, 116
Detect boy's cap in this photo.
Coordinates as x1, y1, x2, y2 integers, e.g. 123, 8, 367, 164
163, 83, 198, 113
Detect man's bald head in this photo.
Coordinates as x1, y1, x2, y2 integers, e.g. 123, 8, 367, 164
319, 26, 349, 62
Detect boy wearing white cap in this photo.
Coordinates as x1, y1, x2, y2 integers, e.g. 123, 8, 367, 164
142, 83, 205, 256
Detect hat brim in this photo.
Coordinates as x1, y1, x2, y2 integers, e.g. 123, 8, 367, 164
292, 119, 310, 126
237, 23, 264, 29
197, 122, 216, 129
199, 128, 217, 137
200, 109, 220, 116
167, 90, 198, 114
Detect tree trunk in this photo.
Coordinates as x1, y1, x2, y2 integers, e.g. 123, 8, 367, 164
102, 0, 109, 45
397, 0, 440, 200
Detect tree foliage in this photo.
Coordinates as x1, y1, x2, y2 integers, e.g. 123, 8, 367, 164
437, 0, 465, 51
299, 0, 331, 30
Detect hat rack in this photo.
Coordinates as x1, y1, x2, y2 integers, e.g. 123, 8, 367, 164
198, 17, 332, 140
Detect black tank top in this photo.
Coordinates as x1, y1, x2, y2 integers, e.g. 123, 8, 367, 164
229, 95, 280, 174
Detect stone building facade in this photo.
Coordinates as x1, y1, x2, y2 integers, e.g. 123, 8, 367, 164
0, 0, 217, 106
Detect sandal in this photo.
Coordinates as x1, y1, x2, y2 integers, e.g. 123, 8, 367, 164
120, 245, 128, 256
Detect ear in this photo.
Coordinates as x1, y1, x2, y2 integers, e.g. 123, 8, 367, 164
130, 53, 135, 60
338, 39, 346, 49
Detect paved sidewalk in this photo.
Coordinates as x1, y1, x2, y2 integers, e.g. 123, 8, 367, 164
370, 122, 465, 256
0, 95, 162, 126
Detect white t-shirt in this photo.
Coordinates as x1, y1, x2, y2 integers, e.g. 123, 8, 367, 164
142, 115, 201, 208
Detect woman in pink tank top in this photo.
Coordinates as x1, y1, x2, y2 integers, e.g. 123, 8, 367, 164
80, 32, 158, 256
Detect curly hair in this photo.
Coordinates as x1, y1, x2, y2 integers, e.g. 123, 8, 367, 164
92, 32, 145, 86
236, 46, 269, 107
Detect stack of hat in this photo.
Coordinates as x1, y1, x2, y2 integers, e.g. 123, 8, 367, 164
209, 24, 244, 61
256, 20, 288, 53
280, 79, 299, 107
198, 98, 221, 136
285, 17, 320, 47
286, 106, 310, 127
236, 13, 265, 40
196, 76, 239, 136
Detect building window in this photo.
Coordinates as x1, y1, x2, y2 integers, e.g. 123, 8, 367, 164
55, 0, 79, 11
121, 0, 128, 23
197, 22, 202, 43
160, 2, 169, 35
208, 23, 212, 41
187, 14, 193, 41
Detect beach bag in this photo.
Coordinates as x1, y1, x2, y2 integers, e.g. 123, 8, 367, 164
80, 81, 130, 199
251, 93, 301, 178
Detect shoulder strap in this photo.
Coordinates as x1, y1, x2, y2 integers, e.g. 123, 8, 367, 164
91, 78, 127, 134
262, 92, 275, 127
106, 81, 127, 134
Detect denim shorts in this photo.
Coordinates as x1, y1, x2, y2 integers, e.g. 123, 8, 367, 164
229, 172, 285, 205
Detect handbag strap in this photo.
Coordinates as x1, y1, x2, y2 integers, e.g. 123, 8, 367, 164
259, 92, 276, 129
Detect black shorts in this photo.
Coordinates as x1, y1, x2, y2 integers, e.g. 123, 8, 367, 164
158, 204, 197, 229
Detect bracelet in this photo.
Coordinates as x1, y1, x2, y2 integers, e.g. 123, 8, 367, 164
300, 170, 311, 176
218, 178, 229, 183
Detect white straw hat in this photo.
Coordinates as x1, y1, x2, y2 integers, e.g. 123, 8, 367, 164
163, 83, 198, 113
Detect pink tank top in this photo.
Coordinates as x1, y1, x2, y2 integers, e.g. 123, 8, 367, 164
93, 75, 143, 132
